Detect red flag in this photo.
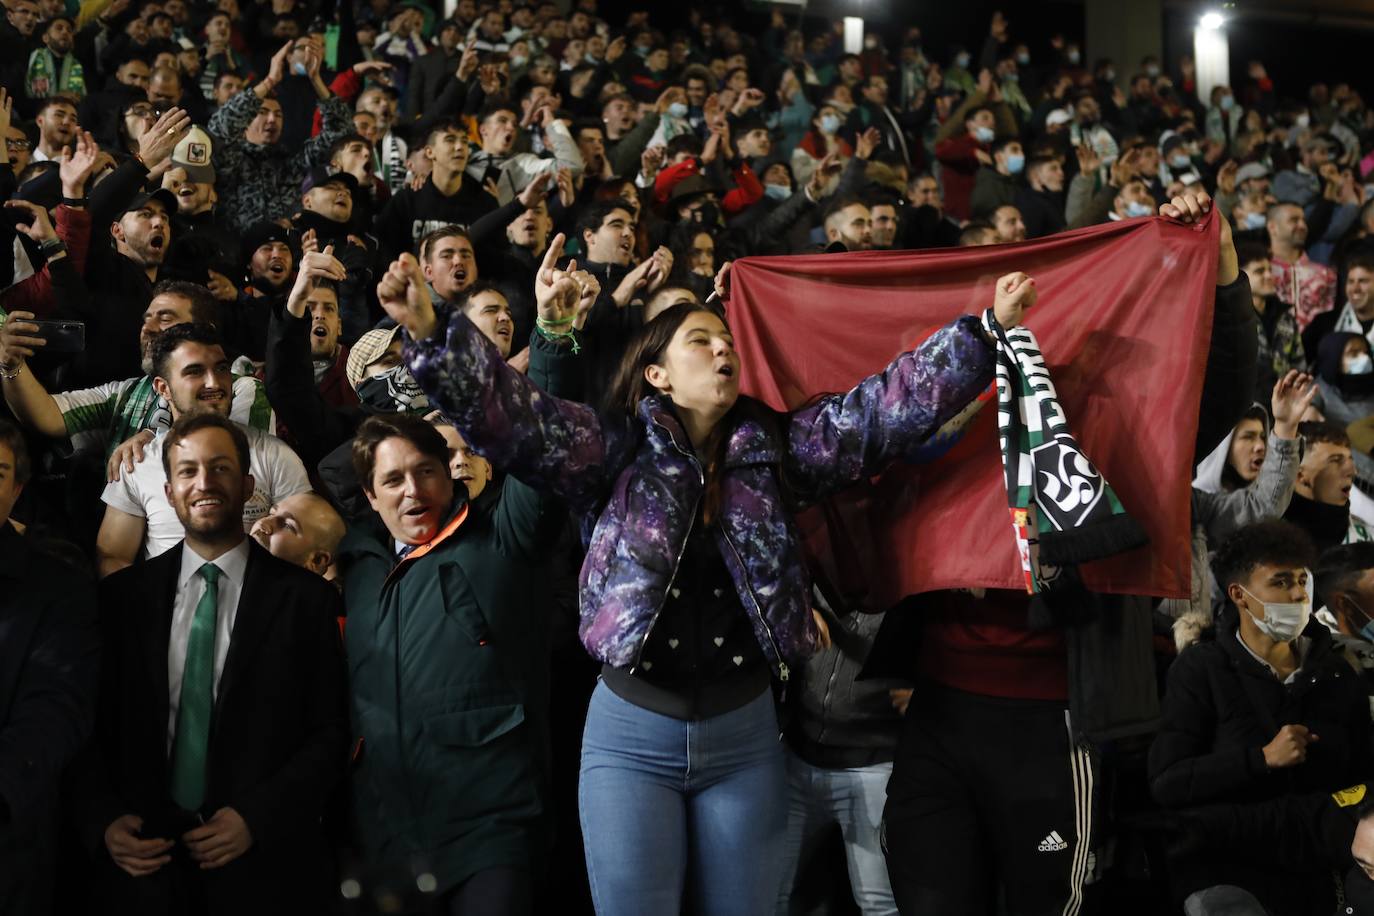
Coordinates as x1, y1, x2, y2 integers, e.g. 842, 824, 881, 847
728, 214, 1220, 605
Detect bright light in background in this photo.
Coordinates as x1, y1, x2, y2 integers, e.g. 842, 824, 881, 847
843, 17, 864, 55
1193, 10, 1231, 106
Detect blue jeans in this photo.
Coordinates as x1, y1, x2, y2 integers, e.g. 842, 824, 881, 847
578, 680, 787, 915
774, 751, 897, 916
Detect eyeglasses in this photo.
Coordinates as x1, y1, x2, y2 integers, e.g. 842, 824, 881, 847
5, 138, 30, 150
127, 105, 157, 118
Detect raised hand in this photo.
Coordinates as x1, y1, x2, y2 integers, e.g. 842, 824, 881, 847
353, 60, 394, 80
206, 269, 237, 302
1271, 371, 1318, 438
611, 257, 656, 307
265, 41, 292, 88
0, 309, 45, 369
1109, 147, 1141, 187
606, 35, 627, 63
457, 39, 480, 82
712, 260, 732, 302
640, 145, 665, 179
1216, 159, 1238, 196
568, 269, 600, 329
1074, 142, 1101, 177
137, 108, 191, 167
977, 68, 994, 96
518, 171, 552, 210
855, 126, 881, 161
376, 254, 436, 341
656, 86, 686, 114
3, 201, 56, 243
60, 130, 101, 199
288, 244, 347, 317
556, 167, 575, 208
992, 272, 1037, 329
534, 232, 569, 314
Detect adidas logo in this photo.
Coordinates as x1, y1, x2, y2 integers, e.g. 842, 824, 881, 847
1037, 830, 1068, 852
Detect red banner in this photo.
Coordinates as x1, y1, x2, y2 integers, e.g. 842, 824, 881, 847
728, 213, 1220, 604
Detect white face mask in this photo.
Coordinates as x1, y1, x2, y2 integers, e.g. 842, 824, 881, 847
1347, 353, 1374, 375
1240, 573, 1312, 643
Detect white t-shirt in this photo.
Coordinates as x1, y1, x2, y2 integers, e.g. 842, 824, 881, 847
101, 424, 312, 559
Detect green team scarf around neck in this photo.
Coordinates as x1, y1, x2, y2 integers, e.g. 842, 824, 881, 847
26, 48, 84, 99
981, 308, 1148, 602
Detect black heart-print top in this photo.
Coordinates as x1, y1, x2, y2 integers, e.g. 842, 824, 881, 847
600, 516, 770, 721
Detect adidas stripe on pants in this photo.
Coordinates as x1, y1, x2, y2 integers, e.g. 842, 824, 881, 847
881, 683, 1096, 916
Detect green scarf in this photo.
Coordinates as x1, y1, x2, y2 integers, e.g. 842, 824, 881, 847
25, 48, 84, 99
982, 308, 1147, 608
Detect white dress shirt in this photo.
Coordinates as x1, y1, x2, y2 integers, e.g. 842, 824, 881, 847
166, 539, 250, 754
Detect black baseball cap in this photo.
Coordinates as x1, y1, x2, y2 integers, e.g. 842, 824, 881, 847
122, 188, 177, 215
300, 165, 360, 196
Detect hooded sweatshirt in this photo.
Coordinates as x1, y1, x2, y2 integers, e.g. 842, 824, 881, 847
1166, 406, 1300, 650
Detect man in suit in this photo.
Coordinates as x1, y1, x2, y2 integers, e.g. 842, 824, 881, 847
76, 411, 348, 914
0, 419, 99, 913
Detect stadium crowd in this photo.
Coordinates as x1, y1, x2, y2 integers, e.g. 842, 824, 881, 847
5, 0, 1374, 914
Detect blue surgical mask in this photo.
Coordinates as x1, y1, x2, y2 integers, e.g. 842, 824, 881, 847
292, 61, 307, 76
764, 183, 791, 201
1016, 52, 1030, 66
667, 101, 688, 119
1146, 64, 1161, 78
1352, 598, 1374, 643
1003, 72, 1019, 84
973, 125, 995, 143
1220, 94, 1235, 111
1243, 211, 1267, 231
820, 114, 841, 135
1125, 200, 1152, 218
1067, 49, 1081, 65
1005, 153, 1025, 174
1169, 153, 1191, 169
954, 53, 970, 69
510, 55, 528, 69
1348, 353, 1374, 375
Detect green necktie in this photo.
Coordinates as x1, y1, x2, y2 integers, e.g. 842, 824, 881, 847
170, 563, 221, 812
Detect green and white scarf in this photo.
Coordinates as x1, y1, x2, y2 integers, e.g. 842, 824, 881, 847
982, 308, 1148, 598
25, 48, 84, 99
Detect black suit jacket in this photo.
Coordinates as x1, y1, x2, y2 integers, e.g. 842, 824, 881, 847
74, 539, 348, 915
0, 526, 98, 914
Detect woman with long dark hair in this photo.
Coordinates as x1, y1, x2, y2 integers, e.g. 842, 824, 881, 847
376, 237, 1036, 915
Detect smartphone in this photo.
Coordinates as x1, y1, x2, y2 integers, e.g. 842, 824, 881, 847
29, 319, 85, 354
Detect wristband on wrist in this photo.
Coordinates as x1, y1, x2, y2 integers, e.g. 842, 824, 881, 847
61, 195, 87, 207
0, 361, 23, 380
535, 323, 579, 353
39, 237, 66, 255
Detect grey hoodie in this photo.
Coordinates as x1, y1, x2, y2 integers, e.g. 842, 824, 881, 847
1166, 410, 1300, 649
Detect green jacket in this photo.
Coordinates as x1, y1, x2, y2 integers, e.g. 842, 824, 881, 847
337, 333, 573, 891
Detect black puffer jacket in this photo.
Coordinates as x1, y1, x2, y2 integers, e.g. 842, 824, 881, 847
1149, 608, 1374, 910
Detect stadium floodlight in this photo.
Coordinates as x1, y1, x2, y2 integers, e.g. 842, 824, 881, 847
1199, 11, 1225, 30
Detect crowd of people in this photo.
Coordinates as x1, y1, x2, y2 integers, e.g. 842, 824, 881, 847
6, 0, 1374, 913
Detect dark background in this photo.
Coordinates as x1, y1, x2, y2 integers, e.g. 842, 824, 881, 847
594, 0, 1374, 106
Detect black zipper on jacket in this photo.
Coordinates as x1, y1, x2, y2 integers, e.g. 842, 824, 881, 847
644, 414, 791, 683
630, 417, 702, 675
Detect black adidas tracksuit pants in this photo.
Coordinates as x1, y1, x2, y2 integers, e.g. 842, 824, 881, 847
881, 682, 1097, 916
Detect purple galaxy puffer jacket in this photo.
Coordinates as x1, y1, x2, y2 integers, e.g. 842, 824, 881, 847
406, 311, 995, 678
